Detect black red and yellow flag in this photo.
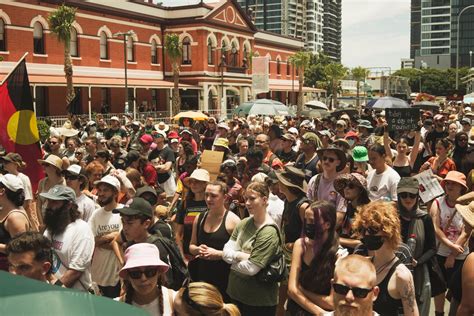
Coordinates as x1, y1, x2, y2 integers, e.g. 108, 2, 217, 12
0, 58, 44, 191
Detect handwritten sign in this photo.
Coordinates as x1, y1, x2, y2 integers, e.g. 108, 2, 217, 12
413, 169, 444, 203
386, 108, 420, 132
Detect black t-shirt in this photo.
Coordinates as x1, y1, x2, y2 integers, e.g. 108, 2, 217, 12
104, 127, 128, 140
175, 199, 208, 255
276, 149, 298, 164
425, 129, 448, 154
148, 146, 175, 183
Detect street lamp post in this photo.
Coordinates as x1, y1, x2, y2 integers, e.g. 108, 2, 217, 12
114, 30, 135, 117
219, 52, 226, 114
455, 5, 474, 90
470, 50, 473, 68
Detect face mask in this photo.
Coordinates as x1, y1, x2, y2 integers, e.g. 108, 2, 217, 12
362, 235, 384, 251
304, 222, 324, 240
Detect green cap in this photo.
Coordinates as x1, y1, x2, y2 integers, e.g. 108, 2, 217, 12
113, 197, 153, 218
397, 177, 419, 194
39, 185, 76, 202
302, 132, 319, 145
352, 146, 368, 162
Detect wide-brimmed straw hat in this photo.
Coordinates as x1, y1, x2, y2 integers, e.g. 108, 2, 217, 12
183, 168, 210, 187
316, 146, 347, 172
275, 166, 308, 193
455, 201, 474, 228
441, 171, 468, 193
334, 173, 368, 197
119, 243, 169, 278
57, 120, 79, 137
38, 154, 63, 170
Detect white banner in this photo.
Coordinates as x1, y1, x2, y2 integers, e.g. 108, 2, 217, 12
252, 56, 269, 94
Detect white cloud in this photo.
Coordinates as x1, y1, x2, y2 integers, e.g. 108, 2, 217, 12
342, 0, 410, 71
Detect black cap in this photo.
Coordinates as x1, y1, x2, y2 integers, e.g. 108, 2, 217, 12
113, 197, 153, 218
135, 185, 158, 205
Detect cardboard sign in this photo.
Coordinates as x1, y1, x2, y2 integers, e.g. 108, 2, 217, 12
200, 150, 224, 181
413, 169, 444, 203
386, 108, 420, 131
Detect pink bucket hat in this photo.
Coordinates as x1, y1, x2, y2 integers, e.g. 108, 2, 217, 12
441, 171, 468, 193
119, 243, 169, 278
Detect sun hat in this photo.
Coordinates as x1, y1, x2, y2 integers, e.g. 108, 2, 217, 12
95, 175, 121, 192
333, 173, 368, 197
119, 243, 169, 278
38, 154, 63, 170
140, 134, 154, 145
461, 118, 471, 125
352, 146, 369, 162
217, 122, 230, 131
39, 185, 76, 202
110, 116, 120, 122
183, 168, 210, 187
265, 170, 279, 185
57, 120, 79, 137
0, 174, 24, 192
317, 130, 332, 138
333, 139, 351, 152
336, 119, 347, 127
441, 171, 468, 193
275, 166, 308, 193
155, 121, 169, 132
214, 138, 230, 150
0, 153, 25, 167
113, 197, 153, 218
397, 177, 419, 194
316, 146, 347, 172
281, 133, 296, 143
340, 114, 351, 121
64, 164, 87, 181
288, 127, 299, 136
302, 132, 320, 146
455, 201, 474, 228
357, 120, 373, 129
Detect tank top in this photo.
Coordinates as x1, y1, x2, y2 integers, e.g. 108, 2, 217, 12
0, 210, 30, 271
194, 211, 231, 298
373, 259, 403, 316
393, 165, 411, 177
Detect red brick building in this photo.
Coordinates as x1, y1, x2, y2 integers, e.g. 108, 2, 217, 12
0, 0, 317, 118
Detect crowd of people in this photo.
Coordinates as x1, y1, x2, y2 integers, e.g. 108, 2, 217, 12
1, 105, 474, 316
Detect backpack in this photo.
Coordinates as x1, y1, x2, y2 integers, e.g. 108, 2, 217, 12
149, 235, 189, 291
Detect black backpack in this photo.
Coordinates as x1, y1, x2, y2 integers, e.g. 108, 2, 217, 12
149, 236, 189, 291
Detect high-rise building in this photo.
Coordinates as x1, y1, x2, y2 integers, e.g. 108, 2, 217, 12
412, 0, 474, 69
322, 0, 341, 62
236, 0, 327, 57
410, 0, 421, 59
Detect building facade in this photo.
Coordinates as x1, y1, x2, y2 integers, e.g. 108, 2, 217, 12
237, 0, 326, 57
0, 0, 310, 117
322, 0, 341, 62
412, 0, 474, 70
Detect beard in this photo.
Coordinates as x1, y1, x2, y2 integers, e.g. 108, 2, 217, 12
44, 204, 71, 236
336, 303, 371, 316
97, 195, 114, 207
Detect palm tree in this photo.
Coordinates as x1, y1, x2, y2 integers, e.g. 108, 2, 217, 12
351, 66, 369, 108
288, 51, 311, 116
48, 5, 77, 113
165, 34, 182, 116
324, 63, 348, 110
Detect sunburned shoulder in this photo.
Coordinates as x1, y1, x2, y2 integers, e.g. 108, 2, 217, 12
394, 263, 414, 286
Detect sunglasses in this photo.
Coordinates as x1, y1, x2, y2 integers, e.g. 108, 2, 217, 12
65, 174, 79, 181
332, 283, 373, 298
359, 226, 379, 236
399, 192, 417, 199
322, 156, 337, 163
128, 268, 158, 279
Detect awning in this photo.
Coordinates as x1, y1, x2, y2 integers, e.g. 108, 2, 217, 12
0, 74, 199, 89
269, 84, 325, 93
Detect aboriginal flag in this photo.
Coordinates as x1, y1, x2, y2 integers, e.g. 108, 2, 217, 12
0, 58, 44, 191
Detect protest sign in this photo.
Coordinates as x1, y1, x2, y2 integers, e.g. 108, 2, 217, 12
200, 150, 224, 181
413, 169, 444, 203
386, 108, 420, 131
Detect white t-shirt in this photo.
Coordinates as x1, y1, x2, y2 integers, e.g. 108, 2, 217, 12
367, 167, 401, 201
132, 287, 176, 316
88, 205, 123, 286
44, 220, 95, 291
267, 193, 284, 228
17, 172, 33, 201
77, 193, 96, 222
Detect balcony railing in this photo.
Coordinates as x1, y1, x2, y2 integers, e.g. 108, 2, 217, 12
225, 65, 247, 74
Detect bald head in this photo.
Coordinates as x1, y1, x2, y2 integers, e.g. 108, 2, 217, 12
334, 255, 376, 287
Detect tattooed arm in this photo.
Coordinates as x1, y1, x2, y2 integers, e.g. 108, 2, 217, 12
396, 264, 419, 316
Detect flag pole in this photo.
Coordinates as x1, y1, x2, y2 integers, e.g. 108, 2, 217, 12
0, 52, 29, 85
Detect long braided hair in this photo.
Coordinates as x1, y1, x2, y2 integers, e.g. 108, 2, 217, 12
124, 274, 165, 315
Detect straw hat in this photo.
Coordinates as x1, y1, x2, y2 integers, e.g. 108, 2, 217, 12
183, 169, 210, 187
275, 166, 308, 193
455, 201, 474, 228
38, 154, 63, 170
57, 120, 79, 137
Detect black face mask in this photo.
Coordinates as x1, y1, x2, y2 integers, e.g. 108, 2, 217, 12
304, 222, 324, 240
362, 235, 384, 251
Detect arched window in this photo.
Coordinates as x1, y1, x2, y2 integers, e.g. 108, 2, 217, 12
70, 27, 78, 57
230, 42, 238, 67
33, 22, 45, 54
151, 39, 158, 64
127, 36, 134, 62
243, 45, 248, 68
99, 31, 108, 59
277, 59, 281, 75
0, 19, 6, 51
207, 38, 214, 65
221, 39, 227, 65
182, 37, 191, 64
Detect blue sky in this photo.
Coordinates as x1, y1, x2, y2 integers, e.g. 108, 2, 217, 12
160, 0, 411, 71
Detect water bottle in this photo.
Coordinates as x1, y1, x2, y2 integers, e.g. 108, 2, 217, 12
407, 234, 417, 256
